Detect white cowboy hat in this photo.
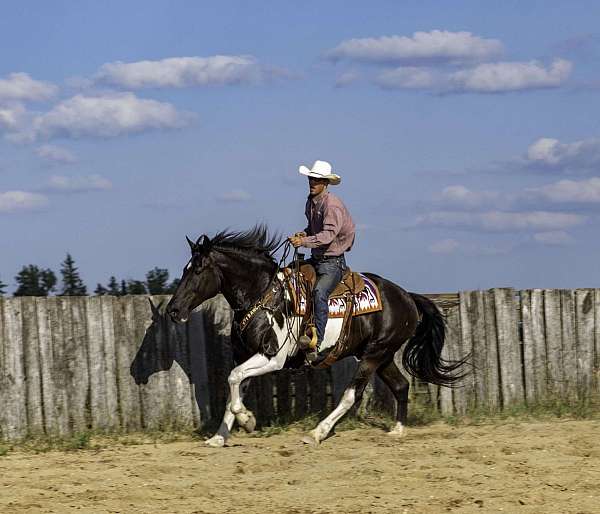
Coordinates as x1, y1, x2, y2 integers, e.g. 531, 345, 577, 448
298, 160, 341, 185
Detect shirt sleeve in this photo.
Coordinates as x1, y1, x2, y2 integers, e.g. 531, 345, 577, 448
300, 204, 344, 248
302, 200, 313, 235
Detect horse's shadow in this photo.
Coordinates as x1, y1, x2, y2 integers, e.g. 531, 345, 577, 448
130, 299, 226, 428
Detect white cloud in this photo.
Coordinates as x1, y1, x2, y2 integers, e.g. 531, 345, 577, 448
429, 238, 460, 254
46, 174, 112, 193
0, 191, 48, 213
375, 59, 572, 93
27, 93, 191, 140
448, 59, 572, 93
416, 210, 585, 232
217, 189, 251, 202
439, 185, 504, 210
0, 73, 57, 102
525, 136, 600, 172
525, 177, 600, 204
376, 67, 436, 89
533, 231, 574, 245
0, 103, 26, 131
94, 55, 279, 89
334, 70, 361, 88
36, 144, 77, 164
326, 30, 503, 64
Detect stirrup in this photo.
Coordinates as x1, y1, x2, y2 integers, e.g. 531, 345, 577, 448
298, 324, 318, 351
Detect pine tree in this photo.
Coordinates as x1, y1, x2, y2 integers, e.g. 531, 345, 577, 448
167, 278, 180, 294
60, 253, 87, 296
14, 265, 57, 296
120, 280, 128, 296
126, 280, 147, 295
0, 276, 6, 296
107, 276, 120, 296
94, 284, 108, 295
146, 267, 169, 294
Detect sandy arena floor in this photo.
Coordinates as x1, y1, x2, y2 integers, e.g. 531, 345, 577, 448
1, 419, 599, 514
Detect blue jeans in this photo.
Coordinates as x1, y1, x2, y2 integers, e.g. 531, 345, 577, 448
309, 255, 346, 346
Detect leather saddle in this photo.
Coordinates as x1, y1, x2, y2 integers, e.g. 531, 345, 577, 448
294, 263, 365, 297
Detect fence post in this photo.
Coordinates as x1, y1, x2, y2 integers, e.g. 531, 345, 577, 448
493, 288, 524, 407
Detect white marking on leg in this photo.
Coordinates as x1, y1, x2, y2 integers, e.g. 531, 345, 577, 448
228, 333, 293, 419
387, 421, 406, 437
304, 387, 356, 445
205, 398, 236, 447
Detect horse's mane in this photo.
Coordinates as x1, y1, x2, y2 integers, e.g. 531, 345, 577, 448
211, 225, 281, 260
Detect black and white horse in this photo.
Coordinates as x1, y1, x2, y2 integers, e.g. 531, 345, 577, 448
166, 226, 465, 446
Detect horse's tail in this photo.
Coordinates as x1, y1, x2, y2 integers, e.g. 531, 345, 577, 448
402, 293, 469, 387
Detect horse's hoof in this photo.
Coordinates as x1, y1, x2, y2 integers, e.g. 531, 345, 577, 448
205, 434, 226, 447
387, 422, 406, 438
301, 434, 319, 446
301, 428, 323, 446
236, 410, 257, 433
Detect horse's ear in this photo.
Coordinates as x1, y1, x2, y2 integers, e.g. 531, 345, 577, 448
186, 235, 196, 252
198, 235, 211, 249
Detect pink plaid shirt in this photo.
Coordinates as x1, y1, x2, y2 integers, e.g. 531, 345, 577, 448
300, 190, 355, 258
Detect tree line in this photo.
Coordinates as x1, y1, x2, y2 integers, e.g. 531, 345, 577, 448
0, 254, 180, 297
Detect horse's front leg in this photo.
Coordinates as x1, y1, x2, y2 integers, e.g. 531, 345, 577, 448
205, 381, 253, 448
228, 351, 287, 427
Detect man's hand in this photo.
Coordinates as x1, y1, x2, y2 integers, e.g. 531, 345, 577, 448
288, 232, 305, 248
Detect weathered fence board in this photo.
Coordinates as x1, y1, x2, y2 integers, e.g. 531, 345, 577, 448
1, 299, 27, 440
494, 288, 524, 406
482, 290, 500, 409
1, 288, 598, 441
575, 289, 595, 401
521, 290, 547, 403
114, 296, 142, 431
445, 304, 465, 414
561, 290, 578, 401
595, 289, 600, 396
544, 289, 563, 396
21, 297, 44, 436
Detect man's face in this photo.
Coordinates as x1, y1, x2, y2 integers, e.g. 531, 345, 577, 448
308, 177, 328, 197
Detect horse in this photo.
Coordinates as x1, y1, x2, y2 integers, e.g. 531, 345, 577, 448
166, 225, 466, 446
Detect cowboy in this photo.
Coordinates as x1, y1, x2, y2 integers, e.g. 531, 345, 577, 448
288, 160, 356, 358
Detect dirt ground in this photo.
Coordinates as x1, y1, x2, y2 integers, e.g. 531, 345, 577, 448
1, 419, 599, 514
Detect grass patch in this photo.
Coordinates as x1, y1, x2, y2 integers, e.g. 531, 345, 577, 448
1, 398, 598, 451
441, 398, 600, 426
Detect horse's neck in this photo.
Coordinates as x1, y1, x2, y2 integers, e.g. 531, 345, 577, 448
219, 256, 276, 311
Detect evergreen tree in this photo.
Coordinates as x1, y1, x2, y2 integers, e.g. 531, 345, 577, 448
107, 276, 120, 296
126, 280, 147, 295
167, 278, 180, 294
120, 280, 128, 296
0, 276, 6, 296
146, 267, 169, 294
14, 265, 57, 296
60, 254, 87, 296
94, 283, 108, 295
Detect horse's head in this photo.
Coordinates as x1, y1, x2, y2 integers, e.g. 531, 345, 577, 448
130, 299, 175, 384
167, 234, 222, 323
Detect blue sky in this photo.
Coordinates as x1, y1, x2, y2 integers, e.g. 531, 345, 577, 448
1, 1, 600, 293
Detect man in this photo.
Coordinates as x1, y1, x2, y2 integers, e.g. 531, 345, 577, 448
289, 160, 356, 357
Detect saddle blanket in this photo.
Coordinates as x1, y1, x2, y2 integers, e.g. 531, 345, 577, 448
285, 272, 383, 318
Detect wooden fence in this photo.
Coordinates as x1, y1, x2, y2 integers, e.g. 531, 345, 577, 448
0, 289, 598, 441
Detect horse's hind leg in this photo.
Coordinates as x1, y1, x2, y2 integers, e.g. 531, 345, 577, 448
377, 359, 409, 437
303, 358, 379, 445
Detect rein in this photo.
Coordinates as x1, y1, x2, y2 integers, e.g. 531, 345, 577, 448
236, 241, 297, 338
